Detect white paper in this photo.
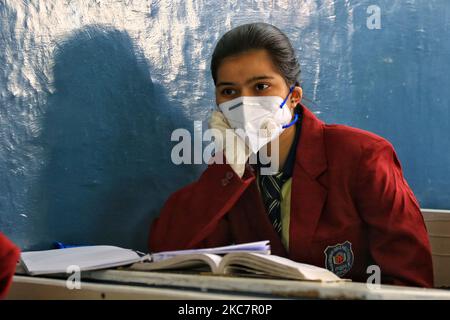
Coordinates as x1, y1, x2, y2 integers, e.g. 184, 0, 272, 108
20, 245, 141, 275
151, 240, 270, 262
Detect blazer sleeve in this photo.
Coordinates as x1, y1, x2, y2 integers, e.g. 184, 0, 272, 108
0, 233, 20, 299
354, 140, 434, 288
148, 162, 256, 252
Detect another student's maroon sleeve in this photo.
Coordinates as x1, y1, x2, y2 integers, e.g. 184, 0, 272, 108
0, 233, 20, 299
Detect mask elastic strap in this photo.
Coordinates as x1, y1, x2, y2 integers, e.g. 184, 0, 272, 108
280, 85, 298, 129
279, 85, 295, 109
282, 113, 298, 129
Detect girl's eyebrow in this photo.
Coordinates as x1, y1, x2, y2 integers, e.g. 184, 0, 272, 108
245, 75, 275, 85
216, 75, 275, 87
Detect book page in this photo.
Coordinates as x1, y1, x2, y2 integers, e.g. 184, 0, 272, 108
20, 246, 142, 275
129, 253, 223, 273
219, 253, 342, 282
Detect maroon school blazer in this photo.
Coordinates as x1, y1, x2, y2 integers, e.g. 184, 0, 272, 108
149, 105, 433, 287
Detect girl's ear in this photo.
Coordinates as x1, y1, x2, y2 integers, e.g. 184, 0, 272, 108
290, 86, 303, 108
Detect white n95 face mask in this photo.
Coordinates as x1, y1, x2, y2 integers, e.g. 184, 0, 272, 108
217, 87, 298, 154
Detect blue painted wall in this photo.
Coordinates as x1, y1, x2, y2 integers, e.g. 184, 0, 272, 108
1, 0, 449, 251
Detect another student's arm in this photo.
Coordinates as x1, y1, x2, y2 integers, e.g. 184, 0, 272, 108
354, 140, 434, 288
0, 233, 20, 299
148, 162, 255, 252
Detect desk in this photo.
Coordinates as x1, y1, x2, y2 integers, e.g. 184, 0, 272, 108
7, 270, 450, 300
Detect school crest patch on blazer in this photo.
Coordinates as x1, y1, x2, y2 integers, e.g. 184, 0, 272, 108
324, 241, 354, 277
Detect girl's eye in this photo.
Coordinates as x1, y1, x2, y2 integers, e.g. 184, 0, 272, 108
255, 83, 270, 91
221, 88, 237, 96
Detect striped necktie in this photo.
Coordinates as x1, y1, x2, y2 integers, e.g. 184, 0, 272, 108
259, 171, 286, 235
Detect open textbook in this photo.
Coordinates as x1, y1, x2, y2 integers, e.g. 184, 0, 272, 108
129, 252, 343, 282
19, 241, 270, 276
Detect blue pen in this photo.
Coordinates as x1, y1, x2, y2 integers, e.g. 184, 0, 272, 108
54, 241, 88, 249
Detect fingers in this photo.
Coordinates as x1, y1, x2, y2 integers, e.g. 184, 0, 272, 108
207, 110, 251, 178
208, 110, 230, 130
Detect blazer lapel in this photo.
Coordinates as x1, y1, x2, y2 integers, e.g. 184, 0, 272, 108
289, 104, 328, 261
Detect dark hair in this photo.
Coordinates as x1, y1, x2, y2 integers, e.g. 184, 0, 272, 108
210, 23, 301, 87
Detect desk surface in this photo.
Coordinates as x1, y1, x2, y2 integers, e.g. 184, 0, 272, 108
8, 269, 450, 300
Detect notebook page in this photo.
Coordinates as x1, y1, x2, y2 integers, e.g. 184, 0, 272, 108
151, 240, 270, 262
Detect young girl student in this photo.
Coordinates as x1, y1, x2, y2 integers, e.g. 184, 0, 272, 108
149, 23, 433, 287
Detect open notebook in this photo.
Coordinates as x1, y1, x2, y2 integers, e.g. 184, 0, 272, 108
19, 241, 270, 276
129, 252, 343, 282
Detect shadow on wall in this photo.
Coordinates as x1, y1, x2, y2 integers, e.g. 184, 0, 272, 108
30, 25, 199, 251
